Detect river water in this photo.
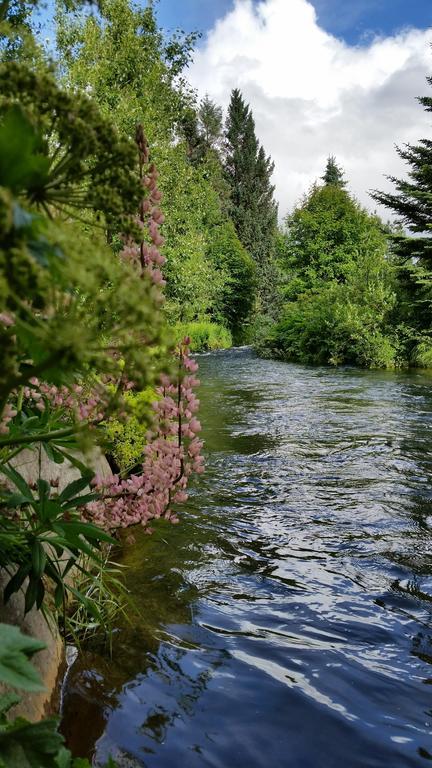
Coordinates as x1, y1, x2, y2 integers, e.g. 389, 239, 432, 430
62, 348, 432, 767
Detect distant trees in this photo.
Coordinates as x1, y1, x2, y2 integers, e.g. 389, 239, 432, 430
224, 88, 279, 314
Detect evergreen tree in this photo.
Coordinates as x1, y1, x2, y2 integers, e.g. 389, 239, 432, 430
322, 155, 346, 187
224, 88, 278, 313
372, 74, 432, 338
282, 183, 386, 296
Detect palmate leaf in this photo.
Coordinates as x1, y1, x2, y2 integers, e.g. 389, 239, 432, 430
0, 716, 64, 768
0, 625, 45, 692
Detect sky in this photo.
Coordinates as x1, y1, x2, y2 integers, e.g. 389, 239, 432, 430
155, 0, 432, 219
156, 0, 432, 46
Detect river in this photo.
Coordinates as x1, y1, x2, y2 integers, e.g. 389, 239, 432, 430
62, 348, 432, 767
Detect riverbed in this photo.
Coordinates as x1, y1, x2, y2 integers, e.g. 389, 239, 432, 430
62, 348, 432, 767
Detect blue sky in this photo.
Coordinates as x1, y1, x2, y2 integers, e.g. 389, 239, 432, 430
155, 0, 432, 45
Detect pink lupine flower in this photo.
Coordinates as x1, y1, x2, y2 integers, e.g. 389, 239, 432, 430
0, 312, 14, 327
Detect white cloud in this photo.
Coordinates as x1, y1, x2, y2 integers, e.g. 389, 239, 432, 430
188, 0, 432, 220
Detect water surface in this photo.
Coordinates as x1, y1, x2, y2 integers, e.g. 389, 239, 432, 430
62, 349, 432, 767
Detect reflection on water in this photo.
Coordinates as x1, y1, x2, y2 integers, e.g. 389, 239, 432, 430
62, 349, 432, 767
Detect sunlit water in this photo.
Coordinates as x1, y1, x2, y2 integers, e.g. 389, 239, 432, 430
62, 348, 432, 767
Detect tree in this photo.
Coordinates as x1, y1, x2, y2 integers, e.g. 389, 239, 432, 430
56, 0, 244, 336
281, 183, 387, 297
260, 182, 397, 368
206, 220, 256, 341
199, 94, 223, 152
180, 96, 223, 164
322, 155, 346, 188
371, 74, 432, 343
224, 88, 278, 313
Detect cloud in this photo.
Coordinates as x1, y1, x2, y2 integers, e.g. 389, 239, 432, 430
188, 0, 432, 220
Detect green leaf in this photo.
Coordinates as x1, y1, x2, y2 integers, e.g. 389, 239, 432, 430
0, 466, 33, 502
58, 474, 94, 503
61, 493, 99, 511
3, 563, 31, 605
24, 574, 40, 614
0, 624, 45, 692
53, 451, 89, 475
56, 746, 74, 768
0, 693, 20, 716
59, 521, 115, 544
54, 584, 64, 611
0, 716, 64, 768
43, 443, 65, 465
66, 587, 101, 622
0, 493, 32, 508
31, 541, 46, 579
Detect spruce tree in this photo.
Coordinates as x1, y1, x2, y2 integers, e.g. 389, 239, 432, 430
372, 75, 432, 336
224, 88, 278, 314
322, 155, 346, 187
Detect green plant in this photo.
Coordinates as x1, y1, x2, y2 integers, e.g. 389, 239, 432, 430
0, 464, 115, 619
173, 321, 232, 352
64, 551, 129, 649
0, 622, 116, 767
103, 387, 157, 472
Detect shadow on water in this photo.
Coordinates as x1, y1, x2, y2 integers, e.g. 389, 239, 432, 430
62, 349, 432, 767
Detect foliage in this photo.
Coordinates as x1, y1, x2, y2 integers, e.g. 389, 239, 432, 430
156, 144, 229, 324
0, 100, 167, 411
0, 463, 115, 617
263, 271, 397, 368
64, 552, 129, 646
56, 0, 197, 145
206, 220, 256, 341
224, 88, 278, 314
322, 155, 346, 188
103, 388, 157, 472
259, 178, 397, 367
55, 0, 249, 336
0, 5, 202, 643
372, 72, 432, 355
173, 321, 232, 353
280, 183, 388, 295
0, 63, 141, 228
0, 622, 115, 768
182, 95, 223, 162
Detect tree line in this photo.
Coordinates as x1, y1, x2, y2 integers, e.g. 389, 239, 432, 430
3, 0, 432, 366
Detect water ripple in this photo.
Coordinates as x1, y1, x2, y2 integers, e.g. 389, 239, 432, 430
62, 349, 432, 768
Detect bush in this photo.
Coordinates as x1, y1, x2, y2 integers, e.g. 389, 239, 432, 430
259, 279, 398, 369
103, 388, 157, 472
411, 339, 432, 368
173, 321, 232, 352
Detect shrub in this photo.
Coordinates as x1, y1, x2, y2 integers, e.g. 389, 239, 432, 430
173, 321, 232, 352
259, 279, 398, 369
411, 339, 432, 368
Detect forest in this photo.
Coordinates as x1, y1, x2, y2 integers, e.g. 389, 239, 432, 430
1, 0, 432, 767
